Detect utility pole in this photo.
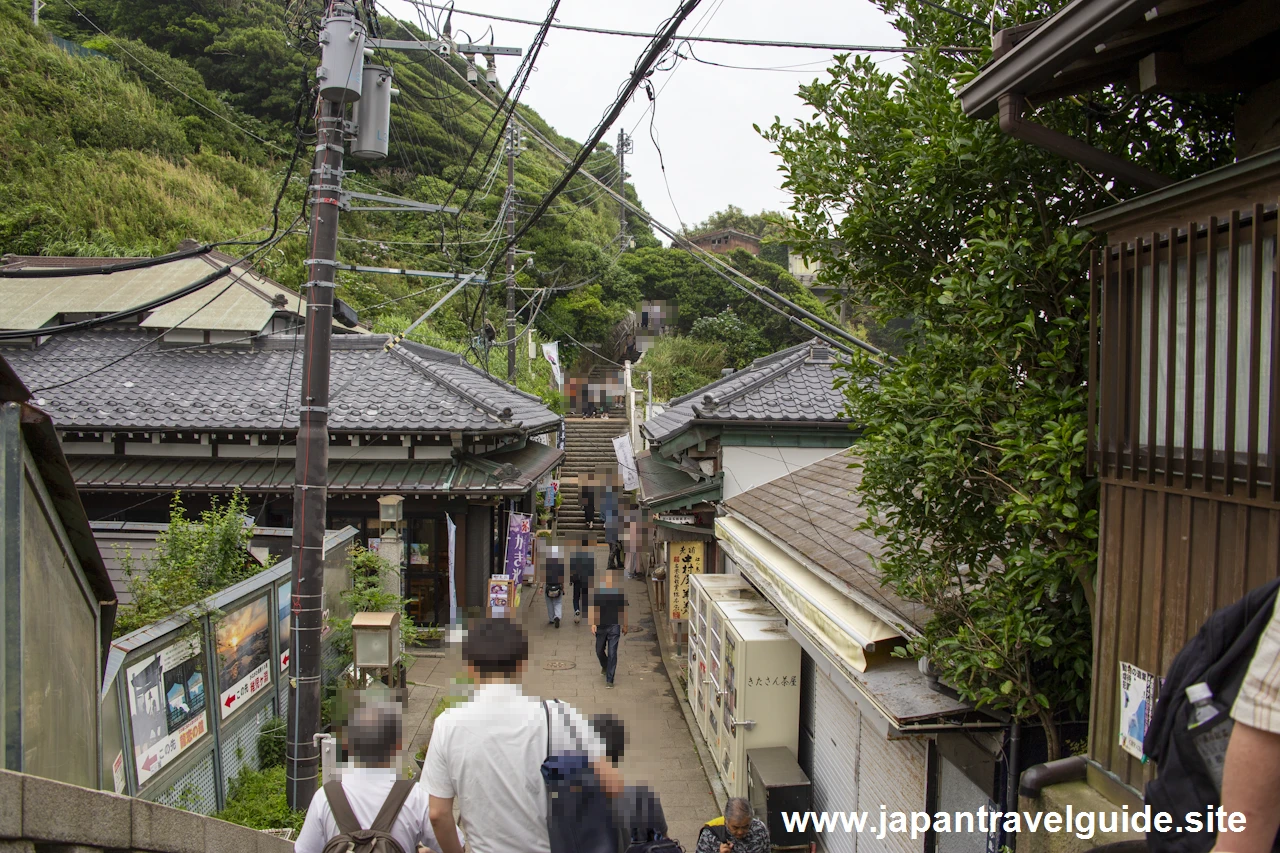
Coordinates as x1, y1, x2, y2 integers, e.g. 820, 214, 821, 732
616, 129, 632, 241
506, 123, 518, 381
32, 0, 42, 25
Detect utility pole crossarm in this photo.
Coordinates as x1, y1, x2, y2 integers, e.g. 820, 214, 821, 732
368, 38, 522, 55
341, 192, 459, 214
335, 264, 488, 282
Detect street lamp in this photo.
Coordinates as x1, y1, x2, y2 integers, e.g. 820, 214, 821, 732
352, 611, 401, 687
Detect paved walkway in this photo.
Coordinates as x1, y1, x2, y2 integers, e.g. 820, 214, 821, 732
402, 567, 717, 849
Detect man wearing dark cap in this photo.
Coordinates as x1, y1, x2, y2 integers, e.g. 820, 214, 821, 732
424, 618, 622, 853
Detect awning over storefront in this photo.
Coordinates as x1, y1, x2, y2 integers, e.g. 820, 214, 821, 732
69, 440, 563, 496
636, 450, 721, 511
717, 515, 986, 735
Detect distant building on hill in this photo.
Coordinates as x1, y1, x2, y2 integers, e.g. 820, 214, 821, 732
688, 228, 760, 256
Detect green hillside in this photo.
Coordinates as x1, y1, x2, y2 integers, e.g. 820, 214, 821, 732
2, 0, 841, 400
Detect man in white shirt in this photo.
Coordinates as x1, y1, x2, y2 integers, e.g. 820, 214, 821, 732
295, 701, 440, 853
424, 617, 623, 853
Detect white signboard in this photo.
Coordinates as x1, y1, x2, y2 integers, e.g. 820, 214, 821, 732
112, 751, 126, 794
1118, 661, 1159, 759
126, 640, 208, 785
613, 434, 640, 491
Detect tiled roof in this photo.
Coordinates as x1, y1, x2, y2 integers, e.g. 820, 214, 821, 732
642, 340, 852, 443
0, 252, 317, 333
721, 449, 929, 634
3, 330, 559, 434
69, 439, 562, 495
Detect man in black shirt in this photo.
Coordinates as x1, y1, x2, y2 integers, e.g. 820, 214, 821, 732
590, 569, 627, 688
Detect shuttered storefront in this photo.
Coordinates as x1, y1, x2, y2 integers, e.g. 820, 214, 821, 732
812, 665, 860, 853
808, 657, 930, 853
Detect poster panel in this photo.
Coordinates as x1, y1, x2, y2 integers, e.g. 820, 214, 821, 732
668, 541, 704, 621
487, 575, 512, 618
217, 595, 272, 719
278, 580, 292, 672
126, 639, 208, 786
1118, 661, 1159, 759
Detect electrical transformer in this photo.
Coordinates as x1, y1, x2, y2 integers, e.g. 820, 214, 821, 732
352, 65, 394, 160
317, 6, 366, 103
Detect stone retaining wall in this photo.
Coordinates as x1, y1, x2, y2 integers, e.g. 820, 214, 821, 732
0, 770, 293, 853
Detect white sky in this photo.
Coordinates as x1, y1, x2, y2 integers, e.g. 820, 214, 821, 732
381, 0, 905, 238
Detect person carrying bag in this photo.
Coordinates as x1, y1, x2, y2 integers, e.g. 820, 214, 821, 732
320, 780, 417, 853
541, 699, 617, 853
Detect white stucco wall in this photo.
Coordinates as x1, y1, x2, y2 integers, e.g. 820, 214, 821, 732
720, 445, 844, 499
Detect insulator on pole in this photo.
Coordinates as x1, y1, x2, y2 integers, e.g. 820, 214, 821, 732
351, 65, 393, 160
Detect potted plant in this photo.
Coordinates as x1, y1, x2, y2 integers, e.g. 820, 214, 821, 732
420, 624, 444, 649
412, 744, 427, 774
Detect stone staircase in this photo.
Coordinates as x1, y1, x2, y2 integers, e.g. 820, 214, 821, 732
556, 418, 628, 539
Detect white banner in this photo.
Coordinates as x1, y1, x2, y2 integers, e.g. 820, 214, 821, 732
541, 341, 563, 387
613, 434, 640, 491
447, 514, 457, 625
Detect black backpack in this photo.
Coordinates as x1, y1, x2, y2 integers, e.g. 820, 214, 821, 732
320, 779, 415, 853
541, 700, 617, 853
1143, 578, 1280, 853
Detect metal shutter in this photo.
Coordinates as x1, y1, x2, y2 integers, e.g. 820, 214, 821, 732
812, 667, 859, 853
858, 729, 928, 853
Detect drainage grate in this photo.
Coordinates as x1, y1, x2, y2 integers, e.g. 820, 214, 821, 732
543, 660, 577, 671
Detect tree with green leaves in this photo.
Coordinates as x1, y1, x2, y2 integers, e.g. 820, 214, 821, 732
762, 0, 1236, 758
114, 490, 266, 637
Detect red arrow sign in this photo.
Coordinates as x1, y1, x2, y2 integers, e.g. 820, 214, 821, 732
281, 652, 290, 667
224, 694, 237, 709
142, 754, 159, 772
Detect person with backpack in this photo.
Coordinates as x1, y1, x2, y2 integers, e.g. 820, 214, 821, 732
588, 713, 679, 853
424, 617, 622, 853
543, 546, 565, 629
295, 701, 440, 853
1210, 592, 1280, 853
694, 799, 769, 853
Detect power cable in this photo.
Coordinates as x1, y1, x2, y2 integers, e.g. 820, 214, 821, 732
405, 1, 977, 52
500, 0, 706, 263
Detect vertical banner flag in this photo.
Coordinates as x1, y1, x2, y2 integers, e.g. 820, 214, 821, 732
541, 341, 563, 387
446, 514, 457, 625
504, 511, 533, 585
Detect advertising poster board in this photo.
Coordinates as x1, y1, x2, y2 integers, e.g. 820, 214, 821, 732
217, 596, 272, 719
1119, 661, 1159, 759
277, 580, 292, 672
127, 639, 207, 786
504, 511, 533, 585
487, 575, 512, 618
668, 541, 705, 621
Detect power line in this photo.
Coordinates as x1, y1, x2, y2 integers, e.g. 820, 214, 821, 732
502, 0, 706, 260
405, 1, 978, 53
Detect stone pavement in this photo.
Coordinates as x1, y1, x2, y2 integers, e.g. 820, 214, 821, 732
401, 569, 718, 849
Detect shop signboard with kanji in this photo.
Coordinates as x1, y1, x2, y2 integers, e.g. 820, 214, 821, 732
216, 595, 272, 719
668, 541, 704, 621
126, 639, 208, 786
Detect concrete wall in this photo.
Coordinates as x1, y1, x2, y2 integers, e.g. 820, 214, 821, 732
721, 446, 843, 500
0, 768, 294, 853
0, 411, 103, 790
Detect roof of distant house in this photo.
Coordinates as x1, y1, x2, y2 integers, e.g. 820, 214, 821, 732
688, 228, 761, 244
3, 330, 559, 434
0, 250, 352, 334
641, 339, 853, 443
721, 449, 929, 633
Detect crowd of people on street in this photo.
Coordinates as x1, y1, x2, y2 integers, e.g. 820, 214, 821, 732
296, 615, 765, 853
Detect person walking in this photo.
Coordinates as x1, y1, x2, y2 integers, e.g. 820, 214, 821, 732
424, 618, 622, 853
295, 701, 440, 853
570, 545, 594, 624
582, 475, 598, 528
543, 547, 565, 629
694, 799, 770, 853
589, 714, 670, 851
590, 568, 627, 688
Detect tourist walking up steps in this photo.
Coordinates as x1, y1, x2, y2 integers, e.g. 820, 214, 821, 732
295, 701, 440, 853
590, 568, 627, 689
424, 617, 622, 853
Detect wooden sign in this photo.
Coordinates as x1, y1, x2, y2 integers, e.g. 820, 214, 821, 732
668, 541, 704, 621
